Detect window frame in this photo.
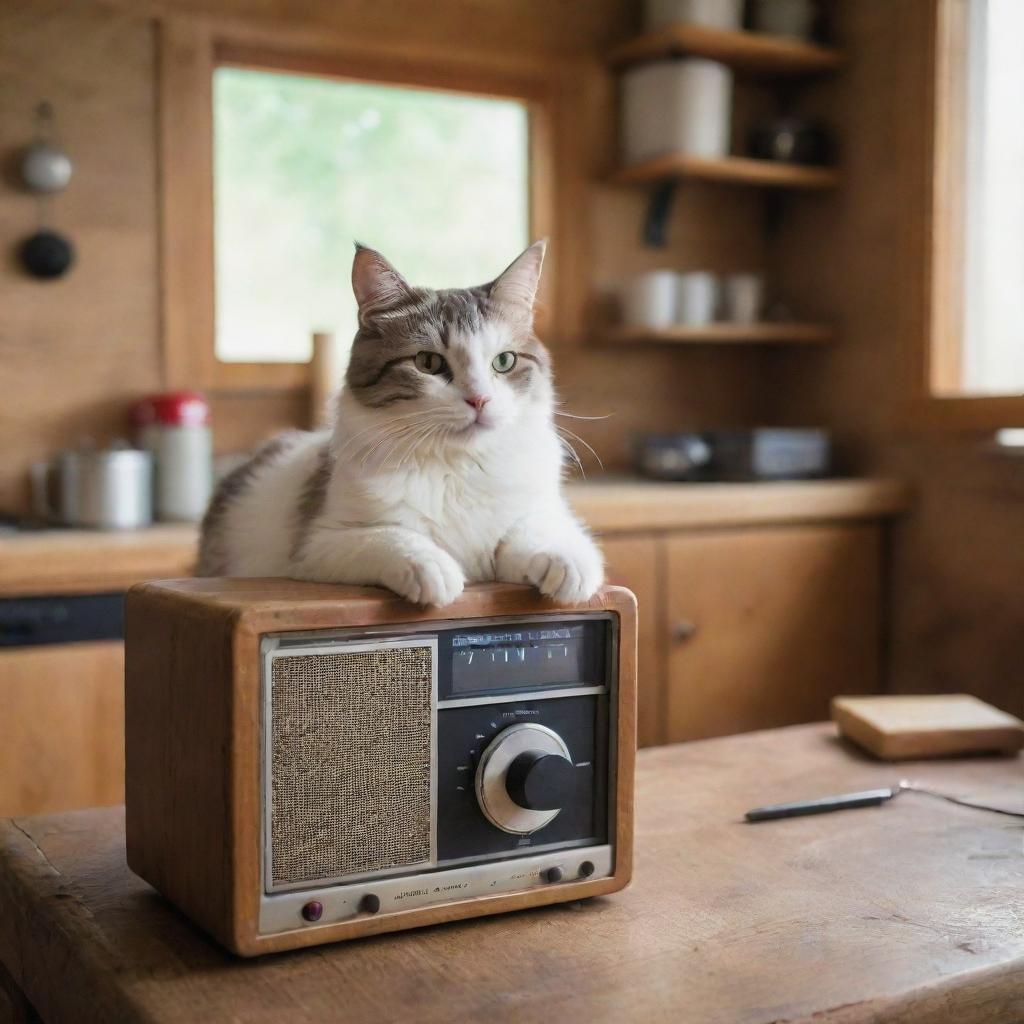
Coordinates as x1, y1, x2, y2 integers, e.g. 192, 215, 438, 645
915, 0, 1024, 429
158, 17, 557, 393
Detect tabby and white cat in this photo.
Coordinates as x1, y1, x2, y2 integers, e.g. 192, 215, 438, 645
198, 241, 604, 607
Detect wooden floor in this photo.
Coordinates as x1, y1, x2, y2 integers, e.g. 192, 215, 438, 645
1, 724, 1023, 1023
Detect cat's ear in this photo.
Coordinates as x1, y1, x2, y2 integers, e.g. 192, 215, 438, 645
352, 244, 415, 323
488, 240, 546, 323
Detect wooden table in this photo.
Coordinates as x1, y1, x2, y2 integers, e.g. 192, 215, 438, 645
1, 724, 1021, 1024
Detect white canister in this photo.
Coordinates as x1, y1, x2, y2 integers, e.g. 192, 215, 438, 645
644, 0, 744, 32
722, 273, 765, 323
676, 272, 720, 325
620, 59, 733, 165
750, 0, 817, 40
621, 271, 679, 330
134, 392, 213, 522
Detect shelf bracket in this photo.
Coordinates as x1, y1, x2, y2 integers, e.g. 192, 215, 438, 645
642, 182, 677, 248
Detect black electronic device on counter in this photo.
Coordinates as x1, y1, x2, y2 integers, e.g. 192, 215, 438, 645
634, 428, 832, 482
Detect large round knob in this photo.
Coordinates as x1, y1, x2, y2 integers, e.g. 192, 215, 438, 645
475, 723, 573, 835
506, 751, 575, 811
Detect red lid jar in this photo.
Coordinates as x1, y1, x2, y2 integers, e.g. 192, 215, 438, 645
133, 391, 210, 429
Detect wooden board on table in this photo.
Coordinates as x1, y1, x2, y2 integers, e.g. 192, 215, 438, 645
833, 694, 1024, 760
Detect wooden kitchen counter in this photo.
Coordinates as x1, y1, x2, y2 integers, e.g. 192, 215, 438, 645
1, 723, 1021, 1024
568, 476, 909, 534
0, 524, 196, 598
0, 479, 907, 597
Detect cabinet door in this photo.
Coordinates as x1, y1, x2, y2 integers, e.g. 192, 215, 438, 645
601, 535, 664, 747
0, 640, 124, 816
665, 525, 881, 743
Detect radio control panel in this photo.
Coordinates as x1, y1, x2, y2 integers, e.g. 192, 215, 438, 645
436, 693, 607, 863
258, 611, 617, 932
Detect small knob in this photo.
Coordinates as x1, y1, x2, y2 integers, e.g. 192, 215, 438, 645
360, 893, 381, 914
541, 866, 563, 884
505, 751, 575, 811
672, 619, 698, 643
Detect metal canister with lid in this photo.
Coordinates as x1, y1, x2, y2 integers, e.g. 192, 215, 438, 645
133, 392, 213, 522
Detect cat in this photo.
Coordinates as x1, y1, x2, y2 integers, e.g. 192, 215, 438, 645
197, 240, 604, 607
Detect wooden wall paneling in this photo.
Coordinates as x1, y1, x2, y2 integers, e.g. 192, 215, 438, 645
0, 3, 161, 514
600, 534, 665, 747
663, 524, 882, 743
761, 0, 1024, 714
0, 641, 125, 816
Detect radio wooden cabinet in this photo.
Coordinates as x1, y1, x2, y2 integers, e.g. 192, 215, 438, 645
602, 524, 884, 746
124, 580, 637, 956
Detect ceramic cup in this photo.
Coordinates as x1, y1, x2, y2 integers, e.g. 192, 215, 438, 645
750, 0, 817, 41
722, 273, 765, 324
676, 271, 720, 325
644, 0, 744, 32
621, 270, 678, 329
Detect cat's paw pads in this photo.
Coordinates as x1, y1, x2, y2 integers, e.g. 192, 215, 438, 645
385, 549, 465, 607
525, 548, 604, 604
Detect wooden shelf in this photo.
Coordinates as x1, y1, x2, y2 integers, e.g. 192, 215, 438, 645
608, 24, 844, 76
600, 323, 834, 346
612, 153, 839, 189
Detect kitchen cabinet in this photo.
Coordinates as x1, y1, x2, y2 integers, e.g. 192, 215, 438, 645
601, 535, 665, 749
0, 641, 125, 816
599, 523, 883, 745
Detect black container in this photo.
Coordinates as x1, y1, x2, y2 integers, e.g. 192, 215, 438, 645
634, 429, 832, 482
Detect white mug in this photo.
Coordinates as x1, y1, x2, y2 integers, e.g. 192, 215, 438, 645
644, 0, 744, 32
621, 271, 678, 329
750, 0, 817, 40
722, 273, 765, 324
676, 272, 720, 325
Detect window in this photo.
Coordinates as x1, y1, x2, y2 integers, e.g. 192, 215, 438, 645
929, 0, 1024, 418
213, 68, 530, 364
959, 0, 1024, 395
158, 21, 554, 391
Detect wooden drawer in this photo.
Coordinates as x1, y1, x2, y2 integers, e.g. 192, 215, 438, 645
0, 640, 124, 816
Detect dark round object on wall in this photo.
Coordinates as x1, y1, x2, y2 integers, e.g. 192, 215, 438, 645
20, 229, 75, 279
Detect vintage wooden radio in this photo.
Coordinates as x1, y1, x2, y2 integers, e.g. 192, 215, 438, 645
125, 579, 636, 956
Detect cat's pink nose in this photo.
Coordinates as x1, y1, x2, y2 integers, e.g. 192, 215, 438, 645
464, 395, 491, 412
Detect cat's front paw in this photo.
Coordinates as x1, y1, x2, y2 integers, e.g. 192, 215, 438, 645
501, 543, 604, 604
383, 548, 465, 607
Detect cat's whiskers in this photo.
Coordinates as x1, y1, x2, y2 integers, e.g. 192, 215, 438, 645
336, 408, 443, 463
384, 420, 441, 471
554, 408, 612, 422
356, 413, 444, 468
556, 425, 604, 471
558, 434, 587, 479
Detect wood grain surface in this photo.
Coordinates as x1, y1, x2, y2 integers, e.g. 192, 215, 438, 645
607, 23, 844, 75
2, 724, 1023, 1023
832, 694, 1024, 760
0, 525, 197, 598
0, 642, 125, 817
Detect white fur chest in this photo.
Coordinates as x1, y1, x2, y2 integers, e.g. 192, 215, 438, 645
332, 430, 562, 581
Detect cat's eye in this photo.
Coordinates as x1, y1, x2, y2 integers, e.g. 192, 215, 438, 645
414, 351, 447, 375
492, 351, 517, 373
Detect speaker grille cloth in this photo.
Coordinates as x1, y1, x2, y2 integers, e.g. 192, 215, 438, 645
270, 645, 433, 887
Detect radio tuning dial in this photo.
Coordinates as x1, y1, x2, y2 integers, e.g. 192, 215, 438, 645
475, 723, 574, 835
506, 751, 576, 811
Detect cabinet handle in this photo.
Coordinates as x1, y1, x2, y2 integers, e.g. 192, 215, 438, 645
671, 620, 698, 644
